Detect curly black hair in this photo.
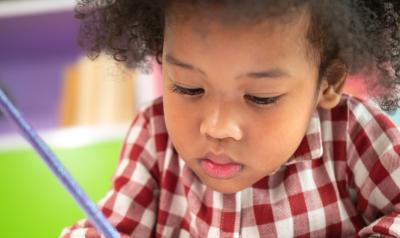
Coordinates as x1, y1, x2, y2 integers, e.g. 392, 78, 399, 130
75, 0, 400, 111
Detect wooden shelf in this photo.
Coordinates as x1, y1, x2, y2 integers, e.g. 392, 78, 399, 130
0, 0, 75, 18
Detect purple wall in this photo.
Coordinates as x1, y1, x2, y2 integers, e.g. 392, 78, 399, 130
0, 10, 82, 134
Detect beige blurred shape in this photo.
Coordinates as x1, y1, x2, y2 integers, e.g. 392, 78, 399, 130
59, 54, 136, 127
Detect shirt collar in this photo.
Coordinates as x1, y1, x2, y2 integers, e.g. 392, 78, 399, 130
284, 110, 323, 165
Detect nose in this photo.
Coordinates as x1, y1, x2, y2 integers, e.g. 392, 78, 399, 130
199, 102, 243, 141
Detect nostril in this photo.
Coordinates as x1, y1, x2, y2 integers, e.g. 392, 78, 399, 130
204, 134, 222, 145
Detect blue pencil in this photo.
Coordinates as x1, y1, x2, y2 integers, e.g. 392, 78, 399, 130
0, 89, 120, 238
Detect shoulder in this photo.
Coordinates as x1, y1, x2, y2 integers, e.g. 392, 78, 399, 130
341, 94, 400, 159
114, 98, 168, 190
139, 97, 165, 123
123, 97, 169, 158
130, 96, 166, 137
318, 94, 392, 125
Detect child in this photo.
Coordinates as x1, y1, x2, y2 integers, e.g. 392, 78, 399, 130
61, 0, 400, 237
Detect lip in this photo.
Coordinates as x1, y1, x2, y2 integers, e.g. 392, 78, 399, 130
200, 153, 243, 179
204, 152, 238, 164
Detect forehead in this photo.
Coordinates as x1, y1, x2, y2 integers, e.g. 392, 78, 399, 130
163, 7, 312, 67
165, 1, 309, 25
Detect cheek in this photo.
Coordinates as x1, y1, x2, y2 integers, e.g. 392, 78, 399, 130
248, 115, 294, 155
164, 94, 187, 132
163, 93, 200, 152
245, 101, 313, 164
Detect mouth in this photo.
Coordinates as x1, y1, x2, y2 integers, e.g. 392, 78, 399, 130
199, 153, 243, 179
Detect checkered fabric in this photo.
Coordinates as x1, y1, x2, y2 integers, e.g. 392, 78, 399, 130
60, 94, 400, 238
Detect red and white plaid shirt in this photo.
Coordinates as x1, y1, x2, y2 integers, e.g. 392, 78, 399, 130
61, 94, 400, 238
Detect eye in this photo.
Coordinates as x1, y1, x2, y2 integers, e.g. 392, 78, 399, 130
171, 83, 204, 96
244, 95, 280, 106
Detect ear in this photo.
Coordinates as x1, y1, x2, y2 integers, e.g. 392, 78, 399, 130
318, 59, 348, 109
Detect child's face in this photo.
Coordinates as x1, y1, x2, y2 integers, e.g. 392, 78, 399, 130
162, 9, 323, 193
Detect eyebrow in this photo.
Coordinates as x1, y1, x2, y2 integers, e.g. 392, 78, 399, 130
241, 69, 290, 79
165, 54, 206, 75
165, 54, 290, 80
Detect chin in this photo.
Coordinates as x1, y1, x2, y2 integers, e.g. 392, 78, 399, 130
203, 179, 248, 194
192, 164, 253, 194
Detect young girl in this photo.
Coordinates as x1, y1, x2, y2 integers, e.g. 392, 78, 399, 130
62, 0, 400, 237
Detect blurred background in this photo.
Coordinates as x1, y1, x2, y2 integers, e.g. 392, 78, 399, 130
0, 0, 162, 237
0, 1, 400, 238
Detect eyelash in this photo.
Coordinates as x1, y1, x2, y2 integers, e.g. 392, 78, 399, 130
243, 95, 280, 106
171, 84, 204, 96
170, 84, 281, 106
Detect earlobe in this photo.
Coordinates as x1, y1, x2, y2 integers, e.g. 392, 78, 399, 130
317, 60, 348, 109
318, 85, 343, 109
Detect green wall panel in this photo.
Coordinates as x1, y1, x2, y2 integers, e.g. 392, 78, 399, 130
0, 140, 122, 238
